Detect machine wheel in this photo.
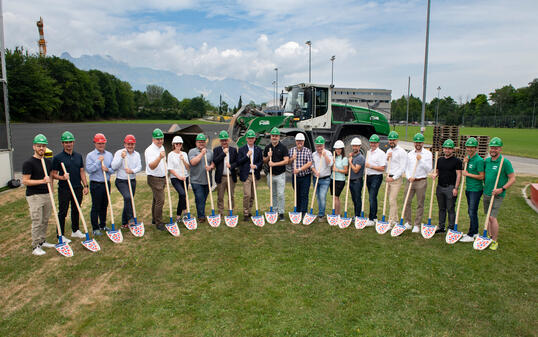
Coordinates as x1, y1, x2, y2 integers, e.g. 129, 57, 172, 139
341, 134, 370, 157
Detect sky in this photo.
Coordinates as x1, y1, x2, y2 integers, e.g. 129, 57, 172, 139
3, 0, 538, 103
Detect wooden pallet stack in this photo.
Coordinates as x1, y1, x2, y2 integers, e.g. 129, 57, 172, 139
432, 125, 460, 154
458, 135, 490, 159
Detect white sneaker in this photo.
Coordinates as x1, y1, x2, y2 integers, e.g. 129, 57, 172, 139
32, 246, 46, 255
404, 223, 412, 230
60, 236, 71, 244
412, 225, 420, 233
71, 230, 85, 239
460, 234, 475, 243
366, 220, 375, 227
41, 242, 55, 248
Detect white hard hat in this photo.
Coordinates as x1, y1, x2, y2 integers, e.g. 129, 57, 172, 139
333, 140, 345, 149
295, 133, 305, 141
172, 136, 183, 144
351, 137, 362, 146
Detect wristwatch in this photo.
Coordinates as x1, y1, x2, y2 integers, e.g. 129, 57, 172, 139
502, 187, 506, 192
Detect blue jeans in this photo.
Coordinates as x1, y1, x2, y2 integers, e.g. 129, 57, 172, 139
191, 183, 208, 218
366, 174, 383, 220
316, 177, 330, 216
465, 190, 482, 235
349, 178, 363, 217
293, 174, 311, 213
115, 178, 136, 225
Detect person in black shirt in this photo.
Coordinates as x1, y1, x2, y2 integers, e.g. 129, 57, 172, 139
263, 127, 289, 221
432, 139, 462, 233
51, 131, 89, 239
22, 134, 56, 256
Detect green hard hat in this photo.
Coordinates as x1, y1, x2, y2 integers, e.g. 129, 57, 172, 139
388, 131, 399, 140
196, 133, 207, 141
33, 134, 48, 145
61, 131, 75, 142
465, 137, 478, 147
314, 136, 325, 145
152, 128, 164, 139
413, 133, 425, 142
442, 139, 455, 148
219, 130, 229, 139
369, 134, 380, 143
245, 129, 256, 138
489, 137, 503, 147
270, 127, 280, 136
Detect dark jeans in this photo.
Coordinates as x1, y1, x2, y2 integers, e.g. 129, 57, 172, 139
292, 174, 311, 213
366, 174, 383, 220
349, 178, 363, 217
115, 178, 136, 225
171, 177, 189, 216
465, 190, 482, 235
191, 183, 209, 218
57, 186, 82, 235
90, 181, 108, 230
436, 184, 456, 230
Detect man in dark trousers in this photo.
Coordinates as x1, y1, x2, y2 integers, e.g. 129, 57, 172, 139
237, 130, 263, 221
51, 131, 89, 240
432, 139, 462, 233
213, 130, 238, 215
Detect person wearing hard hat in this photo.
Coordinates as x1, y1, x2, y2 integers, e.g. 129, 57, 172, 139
212, 130, 238, 215
311, 136, 334, 222
348, 137, 366, 218
263, 127, 290, 221
145, 128, 168, 230
331, 140, 348, 215
237, 130, 263, 221
289, 132, 313, 215
459, 137, 485, 242
22, 134, 56, 255
86, 133, 114, 236
482, 137, 516, 250
188, 133, 215, 223
365, 134, 387, 226
167, 136, 190, 223
111, 134, 142, 228
385, 131, 407, 228
51, 131, 88, 240
404, 133, 433, 233
431, 139, 462, 234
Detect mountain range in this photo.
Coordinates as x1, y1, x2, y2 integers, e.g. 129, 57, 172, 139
60, 52, 272, 106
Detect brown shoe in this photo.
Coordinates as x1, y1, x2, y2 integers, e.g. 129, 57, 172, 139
198, 217, 206, 223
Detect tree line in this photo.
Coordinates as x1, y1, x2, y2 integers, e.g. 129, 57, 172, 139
391, 79, 538, 128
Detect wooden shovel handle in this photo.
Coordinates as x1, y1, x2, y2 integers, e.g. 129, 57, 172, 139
123, 158, 137, 219
381, 157, 392, 217
60, 162, 89, 233
250, 152, 259, 211
204, 153, 215, 211
102, 167, 115, 224
484, 157, 504, 232
454, 161, 468, 224
41, 158, 63, 237
361, 151, 370, 213
163, 156, 174, 219
400, 159, 419, 218
343, 157, 352, 212
427, 151, 439, 219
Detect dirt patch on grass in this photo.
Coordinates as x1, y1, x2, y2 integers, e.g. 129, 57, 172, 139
0, 187, 26, 206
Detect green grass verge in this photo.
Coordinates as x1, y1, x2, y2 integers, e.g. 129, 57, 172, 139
0, 176, 536, 336
393, 126, 538, 159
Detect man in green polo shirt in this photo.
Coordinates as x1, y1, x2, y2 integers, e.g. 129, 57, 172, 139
460, 137, 485, 242
483, 137, 516, 250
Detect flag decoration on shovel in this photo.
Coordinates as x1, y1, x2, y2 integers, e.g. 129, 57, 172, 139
289, 155, 302, 224
446, 161, 467, 244
327, 213, 340, 226
56, 240, 74, 257
391, 160, 419, 237
355, 152, 370, 229
375, 218, 391, 234
204, 154, 221, 228
183, 217, 198, 230
124, 158, 143, 238
421, 152, 438, 239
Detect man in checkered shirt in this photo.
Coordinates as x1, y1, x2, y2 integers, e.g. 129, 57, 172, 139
289, 133, 313, 214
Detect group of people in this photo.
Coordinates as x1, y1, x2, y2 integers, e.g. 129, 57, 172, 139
23, 127, 515, 256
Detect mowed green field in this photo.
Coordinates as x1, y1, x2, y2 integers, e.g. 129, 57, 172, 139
0, 176, 537, 337
393, 126, 538, 159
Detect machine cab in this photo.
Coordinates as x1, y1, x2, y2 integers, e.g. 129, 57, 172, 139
283, 84, 331, 130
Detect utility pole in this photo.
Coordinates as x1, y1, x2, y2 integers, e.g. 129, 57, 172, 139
420, 0, 431, 134
436, 86, 441, 125
330, 55, 335, 86
305, 40, 312, 83
406, 76, 410, 141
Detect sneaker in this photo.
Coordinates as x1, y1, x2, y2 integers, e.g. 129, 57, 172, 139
176, 216, 182, 224
489, 240, 498, 250
366, 220, 375, 227
101, 226, 111, 232
60, 236, 72, 243
404, 223, 412, 230
318, 216, 325, 223
435, 227, 446, 234
460, 234, 475, 243
121, 223, 129, 229
156, 223, 165, 231
32, 246, 46, 255
41, 242, 56, 248
412, 225, 420, 233
93, 230, 102, 236
71, 230, 85, 239
279, 214, 285, 222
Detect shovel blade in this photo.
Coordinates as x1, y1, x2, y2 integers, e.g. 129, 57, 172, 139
421, 224, 437, 239
446, 229, 463, 244
208, 214, 221, 228
166, 222, 180, 237
339, 217, 352, 228
251, 215, 265, 227
107, 229, 123, 243
354, 216, 368, 229
265, 211, 278, 224
302, 213, 316, 225
184, 217, 198, 230
225, 215, 238, 228
375, 220, 391, 234
129, 223, 145, 237
82, 238, 101, 252
473, 235, 492, 250
391, 224, 407, 237
327, 214, 341, 227
288, 211, 302, 224
56, 242, 74, 257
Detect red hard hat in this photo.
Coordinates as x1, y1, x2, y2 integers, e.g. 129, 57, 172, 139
124, 134, 136, 144
93, 133, 107, 143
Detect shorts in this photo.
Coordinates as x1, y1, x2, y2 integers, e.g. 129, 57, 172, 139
330, 179, 345, 197
483, 194, 504, 218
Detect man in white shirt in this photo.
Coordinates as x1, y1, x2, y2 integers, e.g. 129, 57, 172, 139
404, 133, 433, 233
385, 131, 407, 227
365, 134, 387, 226
111, 134, 142, 228
311, 136, 334, 222
144, 128, 167, 231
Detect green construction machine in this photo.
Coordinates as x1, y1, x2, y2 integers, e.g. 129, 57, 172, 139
228, 83, 391, 156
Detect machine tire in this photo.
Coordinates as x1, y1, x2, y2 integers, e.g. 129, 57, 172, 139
342, 134, 370, 157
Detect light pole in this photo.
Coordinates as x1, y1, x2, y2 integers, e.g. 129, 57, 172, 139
305, 40, 312, 83
330, 55, 335, 86
406, 76, 410, 140
274, 67, 278, 107
420, 0, 431, 134
436, 86, 441, 125
272, 80, 276, 107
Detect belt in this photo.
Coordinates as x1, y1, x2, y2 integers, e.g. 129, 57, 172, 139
439, 184, 454, 188
414, 177, 426, 181
350, 178, 363, 182
90, 181, 106, 184
319, 176, 330, 179
148, 175, 165, 179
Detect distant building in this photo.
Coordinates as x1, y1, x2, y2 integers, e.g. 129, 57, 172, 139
331, 88, 392, 119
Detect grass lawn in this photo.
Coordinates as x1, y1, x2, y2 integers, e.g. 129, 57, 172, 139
0, 175, 537, 336
393, 126, 538, 159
